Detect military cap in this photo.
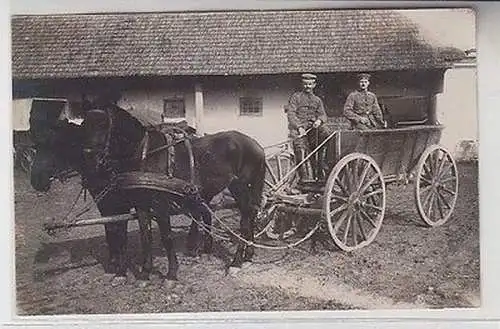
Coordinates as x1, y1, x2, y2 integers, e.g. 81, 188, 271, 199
357, 73, 371, 81
301, 73, 317, 81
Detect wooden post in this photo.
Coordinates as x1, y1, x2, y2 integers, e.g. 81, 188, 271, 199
194, 83, 204, 135
427, 94, 438, 125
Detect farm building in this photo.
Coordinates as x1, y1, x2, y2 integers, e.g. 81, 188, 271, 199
436, 49, 477, 160
11, 9, 466, 148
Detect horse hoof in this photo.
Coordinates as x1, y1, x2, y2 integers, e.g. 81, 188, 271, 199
137, 280, 150, 288
227, 266, 241, 276
111, 276, 127, 287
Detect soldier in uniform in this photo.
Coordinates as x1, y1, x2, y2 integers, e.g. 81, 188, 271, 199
287, 73, 330, 181
343, 73, 386, 130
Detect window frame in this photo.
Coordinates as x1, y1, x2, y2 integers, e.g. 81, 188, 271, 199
163, 97, 186, 119
239, 96, 263, 117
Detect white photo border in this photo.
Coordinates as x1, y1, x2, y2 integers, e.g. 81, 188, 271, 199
1, 1, 498, 328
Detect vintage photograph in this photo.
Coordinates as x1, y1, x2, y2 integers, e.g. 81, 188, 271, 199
11, 7, 479, 315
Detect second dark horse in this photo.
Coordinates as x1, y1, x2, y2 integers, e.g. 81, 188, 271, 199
81, 100, 266, 282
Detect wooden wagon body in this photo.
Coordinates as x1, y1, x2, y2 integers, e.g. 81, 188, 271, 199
263, 123, 458, 251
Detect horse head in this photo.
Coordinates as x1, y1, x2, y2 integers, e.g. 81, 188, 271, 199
82, 102, 146, 175
30, 118, 84, 192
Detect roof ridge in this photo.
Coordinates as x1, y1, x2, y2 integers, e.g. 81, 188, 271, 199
11, 8, 399, 19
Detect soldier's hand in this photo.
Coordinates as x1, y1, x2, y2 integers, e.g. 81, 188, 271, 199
361, 117, 370, 125
312, 119, 322, 128
298, 127, 306, 136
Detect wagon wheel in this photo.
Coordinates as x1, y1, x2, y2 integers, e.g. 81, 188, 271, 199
324, 153, 386, 252
256, 149, 298, 238
414, 145, 458, 227
263, 148, 298, 194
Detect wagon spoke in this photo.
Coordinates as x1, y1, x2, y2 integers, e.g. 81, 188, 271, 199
344, 166, 355, 193
437, 189, 452, 210
431, 152, 440, 173
359, 174, 380, 195
435, 153, 446, 176
330, 194, 349, 203
356, 212, 368, 241
265, 161, 278, 185
357, 162, 372, 191
423, 161, 433, 177
342, 213, 353, 245
419, 185, 433, 194
440, 175, 457, 184
335, 175, 349, 196
437, 161, 453, 180
427, 192, 436, 220
420, 176, 432, 186
352, 212, 359, 246
435, 191, 446, 219
352, 159, 360, 189
359, 207, 378, 229
439, 185, 457, 196
363, 202, 383, 213
329, 203, 349, 217
362, 187, 383, 199
422, 185, 434, 209
333, 211, 349, 232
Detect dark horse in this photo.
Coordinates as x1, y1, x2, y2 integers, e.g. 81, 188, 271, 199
29, 114, 148, 284
31, 99, 266, 283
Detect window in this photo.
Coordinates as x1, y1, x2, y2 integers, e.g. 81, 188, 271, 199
163, 97, 185, 119
239, 97, 263, 116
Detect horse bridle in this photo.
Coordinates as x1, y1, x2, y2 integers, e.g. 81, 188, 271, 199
83, 107, 115, 173
84, 107, 193, 178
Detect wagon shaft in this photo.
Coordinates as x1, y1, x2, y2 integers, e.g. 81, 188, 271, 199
43, 213, 136, 233
276, 205, 323, 217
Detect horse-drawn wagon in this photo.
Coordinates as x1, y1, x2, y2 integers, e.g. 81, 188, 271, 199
33, 95, 458, 281
261, 110, 458, 251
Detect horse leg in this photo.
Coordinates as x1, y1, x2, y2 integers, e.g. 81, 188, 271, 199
104, 223, 120, 275
104, 222, 128, 276
201, 208, 213, 254
156, 214, 178, 281
227, 181, 252, 271
136, 208, 153, 282
186, 221, 203, 257
103, 221, 128, 286
186, 190, 216, 256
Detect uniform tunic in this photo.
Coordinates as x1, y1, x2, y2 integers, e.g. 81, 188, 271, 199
343, 90, 384, 130
286, 90, 331, 181
287, 91, 328, 132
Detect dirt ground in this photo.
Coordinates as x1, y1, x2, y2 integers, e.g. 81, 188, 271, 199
13, 162, 480, 315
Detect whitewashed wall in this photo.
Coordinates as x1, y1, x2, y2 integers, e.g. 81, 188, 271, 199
118, 86, 196, 128
117, 83, 290, 147
202, 88, 289, 146
436, 64, 478, 160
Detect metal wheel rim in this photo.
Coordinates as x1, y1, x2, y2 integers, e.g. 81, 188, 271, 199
324, 153, 386, 252
415, 145, 458, 227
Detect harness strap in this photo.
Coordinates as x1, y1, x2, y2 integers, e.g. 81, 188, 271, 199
140, 128, 197, 185
140, 131, 150, 171
183, 138, 196, 185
